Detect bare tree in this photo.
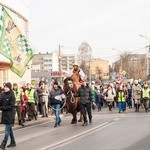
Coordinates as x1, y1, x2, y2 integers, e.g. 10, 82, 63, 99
95, 66, 103, 80
115, 52, 147, 80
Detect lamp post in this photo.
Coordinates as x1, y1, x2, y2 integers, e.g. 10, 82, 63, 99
89, 55, 92, 85
58, 44, 62, 85
139, 34, 150, 76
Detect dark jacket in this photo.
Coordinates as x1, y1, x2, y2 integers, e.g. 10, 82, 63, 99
76, 85, 93, 104
0, 90, 15, 124
49, 88, 63, 105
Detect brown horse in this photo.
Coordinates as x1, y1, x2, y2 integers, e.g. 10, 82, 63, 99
63, 77, 80, 124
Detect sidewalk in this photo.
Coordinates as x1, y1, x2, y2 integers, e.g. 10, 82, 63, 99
0, 114, 54, 134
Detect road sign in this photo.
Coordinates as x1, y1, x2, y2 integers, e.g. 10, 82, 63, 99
122, 70, 127, 75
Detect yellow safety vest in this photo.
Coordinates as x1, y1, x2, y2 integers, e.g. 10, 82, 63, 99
142, 88, 150, 98
25, 89, 35, 103
13, 90, 21, 102
118, 91, 125, 102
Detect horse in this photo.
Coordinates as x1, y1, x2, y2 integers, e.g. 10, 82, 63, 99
70, 71, 83, 122
63, 77, 81, 124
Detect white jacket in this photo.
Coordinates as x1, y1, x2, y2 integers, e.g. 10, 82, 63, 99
68, 68, 85, 81
106, 89, 115, 101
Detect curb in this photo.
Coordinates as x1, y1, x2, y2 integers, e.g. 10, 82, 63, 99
0, 114, 68, 134
0, 118, 51, 134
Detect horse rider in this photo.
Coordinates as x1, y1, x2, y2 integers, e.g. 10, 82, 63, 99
141, 83, 150, 112
68, 62, 85, 86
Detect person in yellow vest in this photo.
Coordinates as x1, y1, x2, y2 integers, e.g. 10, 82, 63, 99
25, 83, 38, 121
13, 83, 24, 127
141, 83, 150, 112
117, 86, 126, 113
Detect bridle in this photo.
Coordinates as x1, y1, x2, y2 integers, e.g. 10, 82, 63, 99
66, 89, 76, 104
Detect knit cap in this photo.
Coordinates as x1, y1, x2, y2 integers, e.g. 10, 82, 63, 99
4, 82, 12, 90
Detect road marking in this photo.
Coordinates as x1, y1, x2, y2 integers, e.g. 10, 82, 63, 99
41, 121, 115, 150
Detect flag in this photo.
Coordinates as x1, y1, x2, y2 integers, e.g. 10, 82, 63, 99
0, 6, 34, 77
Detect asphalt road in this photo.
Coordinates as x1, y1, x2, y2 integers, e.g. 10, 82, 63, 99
0, 108, 150, 150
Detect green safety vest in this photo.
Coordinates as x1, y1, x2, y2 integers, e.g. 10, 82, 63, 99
118, 91, 125, 102
13, 90, 21, 102
142, 88, 150, 98
25, 89, 35, 103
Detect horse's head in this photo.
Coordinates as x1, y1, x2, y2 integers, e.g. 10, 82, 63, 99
67, 80, 74, 89
63, 77, 77, 94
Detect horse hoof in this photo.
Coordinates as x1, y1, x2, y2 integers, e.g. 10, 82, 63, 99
71, 121, 77, 124
78, 119, 82, 122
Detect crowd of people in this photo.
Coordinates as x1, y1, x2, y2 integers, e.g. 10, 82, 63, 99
92, 79, 150, 114
0, 62, 150, 149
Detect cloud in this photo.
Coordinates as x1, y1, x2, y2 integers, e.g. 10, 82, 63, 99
28, 0, 150, 63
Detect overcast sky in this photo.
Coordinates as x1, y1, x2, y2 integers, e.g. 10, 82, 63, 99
28, 0, 150, 63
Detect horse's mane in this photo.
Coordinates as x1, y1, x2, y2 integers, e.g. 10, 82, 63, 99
64, 77, 73, 84
63, 77, 77, 94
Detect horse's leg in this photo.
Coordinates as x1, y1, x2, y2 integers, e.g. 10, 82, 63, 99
71, 111, 77, 124
78, 112, 83, 122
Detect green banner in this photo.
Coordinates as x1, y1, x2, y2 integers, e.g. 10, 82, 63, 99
0, 6, 34, 77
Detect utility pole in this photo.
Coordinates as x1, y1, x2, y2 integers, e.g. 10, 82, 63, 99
89, 55, 92, 85
58, 45, 62, 85
140, 34, 150, 76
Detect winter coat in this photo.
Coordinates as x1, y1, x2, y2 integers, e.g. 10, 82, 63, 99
132, 84, 141, 100
49, 87, 64, 105
37, 87, 49, 103
106, 89, 115, 102
76, 85, 93, 104
21, 93, 28, 111
0, 90, 15, 124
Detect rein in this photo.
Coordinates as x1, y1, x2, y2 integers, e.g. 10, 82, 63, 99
66, 90, 76, 103
50, 98, 66, 111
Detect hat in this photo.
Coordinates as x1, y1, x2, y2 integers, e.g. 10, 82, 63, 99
53, 81, 58, 85
144, 83, 148, 88
73, 62, 79, 67
134, 80, 138, 84
92, 81, 95, 84
5, 82, 12, 90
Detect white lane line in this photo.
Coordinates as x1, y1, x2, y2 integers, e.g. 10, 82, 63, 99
41, 121, 115, 150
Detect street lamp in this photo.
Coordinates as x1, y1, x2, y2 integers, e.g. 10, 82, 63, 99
89, 55, 92, 85
58, 45, 62, 85
139, 34, 150, 76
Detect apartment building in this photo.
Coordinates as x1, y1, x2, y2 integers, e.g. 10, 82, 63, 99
31, 51, 77, 86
